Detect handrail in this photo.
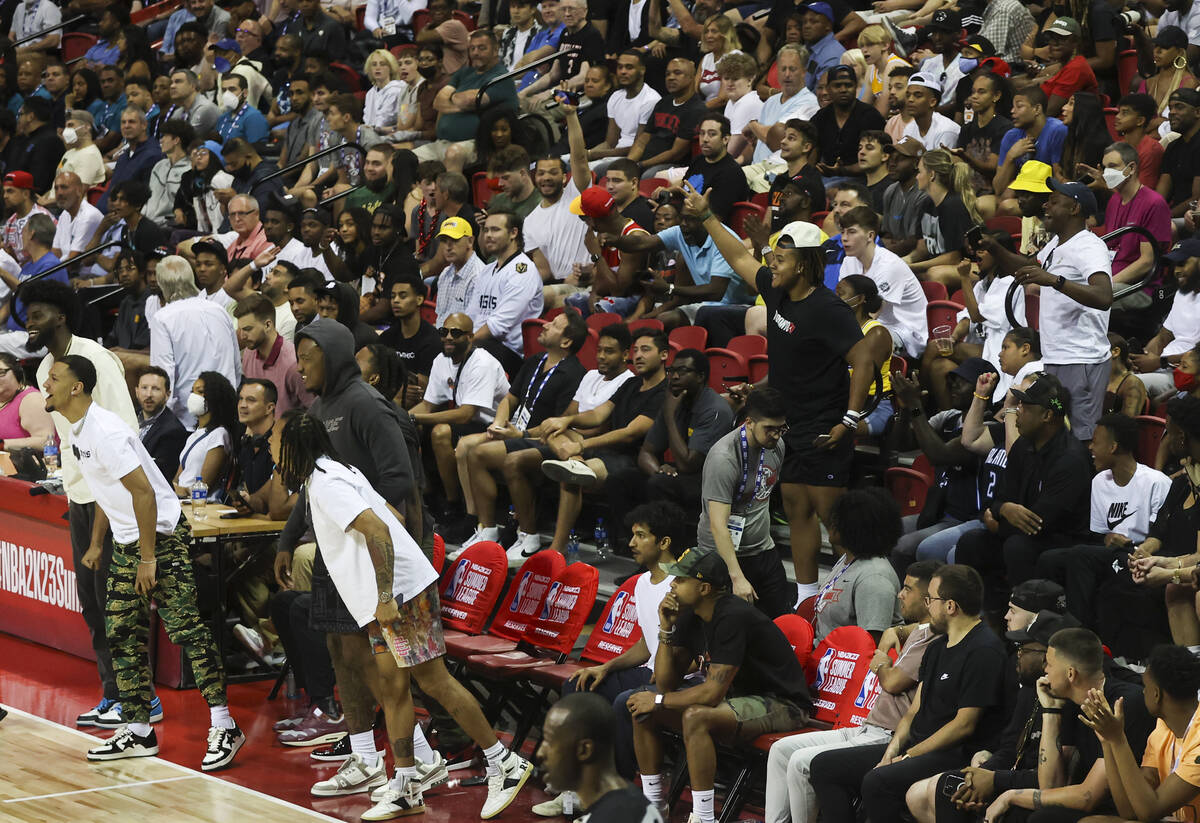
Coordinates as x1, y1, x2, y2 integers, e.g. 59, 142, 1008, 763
83, 283, 126, 306
1004, 224, 1163, 329
8, 241, 125, 329
259, 142, 367, 184
475, 49, 567, 109
13, 14, 86, 49
319, 184, 364, 208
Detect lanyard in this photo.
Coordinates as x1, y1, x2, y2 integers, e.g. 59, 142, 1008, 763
519, 354, 560, 417
735, 424, 768, 506
451, 348, 476, 406
813, 558, 856, 616
220, 103, 250, 140
21, 0, 41, 37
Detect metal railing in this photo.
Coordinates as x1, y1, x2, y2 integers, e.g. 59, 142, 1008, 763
475, 49, 567, 109
13, 14, 85, 49
259, 142, 367, 184
1005, 224, 1163, 329
7, 241, 124, 329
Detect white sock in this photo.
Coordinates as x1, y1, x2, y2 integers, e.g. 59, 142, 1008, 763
693, 788, 715, 823
640, 773, 664, 805
794, 581, 819, 607
128, 721, 152, 737
390, 764, 418, 791
412, 724, 435, 764
482, 741, 507, 771
350, 731, 380, 767
209, 705, 235, 730
1189, 645, 1200, 657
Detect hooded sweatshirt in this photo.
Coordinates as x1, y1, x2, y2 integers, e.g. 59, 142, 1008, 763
278, 318, 415, 554
324, 281, 380, 351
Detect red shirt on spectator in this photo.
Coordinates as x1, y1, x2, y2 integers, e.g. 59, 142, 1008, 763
1134, 133, 1164, 188
1041, 55, 1098, 101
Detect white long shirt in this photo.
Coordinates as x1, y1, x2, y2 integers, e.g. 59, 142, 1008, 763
149, 295, 242, 429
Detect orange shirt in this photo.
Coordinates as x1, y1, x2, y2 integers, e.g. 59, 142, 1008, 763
1141, 712, 1200, 822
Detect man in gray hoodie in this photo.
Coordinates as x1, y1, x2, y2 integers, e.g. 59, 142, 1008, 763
274, 319, 533, 818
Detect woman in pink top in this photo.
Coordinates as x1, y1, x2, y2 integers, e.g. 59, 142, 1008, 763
0, 352, 55, 451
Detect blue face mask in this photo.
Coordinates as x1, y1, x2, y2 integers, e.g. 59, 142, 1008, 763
959, 57, 979, 72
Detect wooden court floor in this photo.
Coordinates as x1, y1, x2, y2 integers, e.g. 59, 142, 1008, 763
0, 707, 344, 823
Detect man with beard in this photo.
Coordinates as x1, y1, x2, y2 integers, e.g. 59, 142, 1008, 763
346, 144, 397, 213
0, 214, 63, 357
486, 145, 541, 220
162, 0, 231, 57
524, 149, 590, 294
811, 66, 887, 179
682, 115, 750, 223
168, 23, 209, 76
23, 279, 141, 730
276, 74, 320, 172
288, 267, 328, 333
216, 73, 270, 146
134, 365, 189, 482
235, 294, 312, 414
1131, 239, 1200, 396
628, 58, 705, 179
11, 96, 64, 196
105, 250, 153, 355
582, 50, 660, 175
220, 139, 284, 213
467, 212, 544, 375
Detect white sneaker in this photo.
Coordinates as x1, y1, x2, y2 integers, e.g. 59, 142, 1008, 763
541, 459, 598, 487
370, 753, 450, 801
310, 752, 388, 797
481, 751, 534, 819
531, 791, 579, 817
464, 525, 500, 547
362, 781, 425, 820
232, 624, 267, 664
506, 531, 542, 565
200, 725, 245, 771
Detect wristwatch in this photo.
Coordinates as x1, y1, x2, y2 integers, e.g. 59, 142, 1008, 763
654, 693, 665, 709
378, 591, 394, 604
1053, 275, 1066, 290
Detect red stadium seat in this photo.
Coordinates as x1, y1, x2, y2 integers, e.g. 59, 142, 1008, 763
627, 318, 664, 334
522, 318, 548, 356
748, 353, 768, 384
472, 170, 498, 208
669, 325, 707, 351
1135, 416, 1166, 467
438, 541, 509, 634
87, 185, 107, 207
1103, 107, 1119, 141
920, 280, 948, 303
728, 201, 766, 238
330, 62, 362, 91
926, 299, 963, 342
412, 8, 431, 33
578, 329, 599, 371
586, 312, 622, 332
885, 467, 931, 516
727, 334, 767, 360
419, 299, 437, 326
639, 178, 670, 198
452, 9, 477, 29
131, 0, 181, 24
984, 215, 1022, 243
704, 348, 749, 392
527, 575, 643, 689
911, 453, 935, 483
62, 32, 98, 62
751, 191, 769, 209
445, 549, 565, 658
949, 289, 965, 306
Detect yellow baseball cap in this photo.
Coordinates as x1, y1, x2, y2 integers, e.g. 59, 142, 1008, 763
1009, 160, 1052, 194
438, 216, 474, 240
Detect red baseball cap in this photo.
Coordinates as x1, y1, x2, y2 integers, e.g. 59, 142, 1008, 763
3, 171, 33, 190
569, 186, 616, 219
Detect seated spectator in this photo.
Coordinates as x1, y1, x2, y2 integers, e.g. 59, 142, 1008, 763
809, 564, 1007, 823
1084, 644, 1200, 823
766, 558, 939, 823
994, 88, 1066, 208
905, 148, 981, 289
1062, 94, 1118, 189
486, 146, 541, 220
362, 49, 405, 135
286, 267, 326, 335
914, 11, 967, 107
414, 0, 469, 74
603, 348, 733, 541
1158, 89, 1200, 219
216, 73, 269, 146
409, 312, 510, 520
1034, 413, 1171, 628
604, 160, 655, 232
978, 627, 1153, 820
494, 322, 635, 561
747, 45, 819, 166
147, 120, 194, 227
290, 207, 350, 283
838, 205, 928, 357
104, 251, 152, 354
995, 326, 1044, 401
0, 214, 64, 358
1105, 334, 1148, 417
812, 66, 887, 178
378, 274, 440, 406
1033, 17, 1097, 118
857, 130, 894, 211
463, 212, 543, 374
455, 311, 588, 548
628, 59, 706, 179
150, 255, 242, 428
561, 184, 649, 319
683, 115, 750, 223
879, 136, 929, 257
48, 172, 101, 266
956, 72, 1010, 212
421, 173, 477, 280
628, 550, 812, 823
584, 50, 661, 174
1112, 93, 1164, 188
316, 281, 379, 351
694, 15, 744, 107
1131, 241, 1200, 398
955, 374, 1093, 613
800, 3, 846, 91
537, 329, 668, 554
235, 294, 313, 415
220, 140, 284, 215
172, 140, 226, 235
523, 149, 591, 294
185, 240, 254, 311
98, 106, 163, 213
172, 370, 237, 497
54, 110, 105, 192
904, 74, 959, 153
233, 379, 287, 512
0, 351, 55, 450
133, 365, 189, 482
2, 170, 54, 265
719, 53, 763, 164
11, 96, 64, 196
497, 0, 544, 71
545, 66, 615, 157
767, 120, 826, 233
834, 275, 897, 436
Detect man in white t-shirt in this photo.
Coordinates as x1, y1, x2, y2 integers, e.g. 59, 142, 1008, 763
532, 500, 682, 817
43, 355, 245, 771
526, 155, 591, 290
50, 172, 103, 263
410, 312, 510, 518
838, 205, 929, 356
584, 50, 661, 174
468, 212, 545, 375
748, 45, 819, 165
1034, 412, 1171, 627
720, 52, 765, 163
901, 73, 959, 150
1131, 239, 1200, 396
982, 179, 1114, 439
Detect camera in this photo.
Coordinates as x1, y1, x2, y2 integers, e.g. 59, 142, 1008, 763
1117, 9, 1141, 30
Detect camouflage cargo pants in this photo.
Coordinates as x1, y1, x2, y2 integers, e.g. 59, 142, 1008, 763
107, 516, 226, 723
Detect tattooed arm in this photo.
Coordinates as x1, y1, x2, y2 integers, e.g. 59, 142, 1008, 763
993, 760, 1109, 812
659, 663, 741, 710
349, 509, 397, 619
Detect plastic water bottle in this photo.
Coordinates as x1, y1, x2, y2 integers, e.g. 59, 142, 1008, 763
565, 530, 580, 565
593, 517, 610, 562
285, 668, 299, 699
42, 435, 59, 476
191, 476, 208, 519
562, 791, 575, 815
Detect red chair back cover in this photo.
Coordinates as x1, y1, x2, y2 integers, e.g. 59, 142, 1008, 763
579, 574, 644, 664
438, 541, 508, 633
490, 549, 567, 642
805, 626, 878, 727
522, 563, 600, 655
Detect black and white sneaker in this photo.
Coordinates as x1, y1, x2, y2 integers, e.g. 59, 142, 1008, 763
480, 751, 534, 819
201, 725, 245, 771
76, 697, 117, 727
87, 726, 160, 761
310, 732, 352, 762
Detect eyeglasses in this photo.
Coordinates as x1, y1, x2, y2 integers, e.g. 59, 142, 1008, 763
758, 423, 790, 436
228, 210, 256, 219
665, 365, 697, 376
924, 595, 950, 605
438, 327, 469, 338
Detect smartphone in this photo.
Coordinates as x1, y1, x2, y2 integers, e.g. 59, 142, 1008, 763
964, 224, 984, 249
554, 89, 580, 106
220, 510, 253, 519
941, 774, 966, 797
813, 434, 832, 447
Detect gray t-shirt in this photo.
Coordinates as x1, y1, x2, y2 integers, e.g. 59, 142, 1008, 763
645, 387, 734, 470
697, 426, 784, 557
813, 555, 901, 642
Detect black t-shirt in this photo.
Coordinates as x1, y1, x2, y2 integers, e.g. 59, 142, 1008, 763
106, 288, 150, 350
919, 192, 973, 256
810, 102, 886, 166
509, 353, 586, 429
909, 621, 1007, 751
559, 23, 606, 80
768, 164, 826, 231
677, 593, 813, 708
959, 114, 1013, 191
380, 318, 441, 376
755, 266, 862, 428
1147, 475, 1200, 558
621, 196, 656, 232
581, 786, 664, 823
1162, 128, 1200, 207
683, 153, 750, 222
608, 377, 668, 452
867, 176, 893, 214
925, 409, 984, 522
643, 94, 707, 159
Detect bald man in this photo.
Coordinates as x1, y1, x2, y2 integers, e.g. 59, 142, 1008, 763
52, 172, 103, 263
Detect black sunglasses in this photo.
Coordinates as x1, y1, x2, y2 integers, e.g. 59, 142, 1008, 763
438, 327, 468, 338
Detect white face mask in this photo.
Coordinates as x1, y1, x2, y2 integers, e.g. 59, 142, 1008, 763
1102, 166, 1129, 190
220, 90, 241, 111
186, 392, 208, 417
61, 127, 77, 145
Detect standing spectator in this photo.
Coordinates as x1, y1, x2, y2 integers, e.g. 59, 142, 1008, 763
235, 294, 313, 414
683, 115, 750, 223
150, 256, 243, 429
12, 96, 64, 195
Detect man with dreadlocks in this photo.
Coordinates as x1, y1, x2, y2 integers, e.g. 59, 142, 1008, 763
276, 410, 534, 820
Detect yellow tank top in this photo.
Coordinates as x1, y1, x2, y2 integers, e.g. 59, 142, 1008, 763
855, 318, 893, 396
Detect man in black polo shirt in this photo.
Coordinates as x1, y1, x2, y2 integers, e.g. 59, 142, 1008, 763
287, 0, 347, 59
627, 549, 811, 823
809, 564, 1008, 823
811, 65, 886, 177
234, 378, 278, 504
683, 115, 750, 223
379, 273, 441, 407
955, 374, 1093, 613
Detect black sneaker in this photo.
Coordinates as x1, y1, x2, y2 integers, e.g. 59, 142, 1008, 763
882, 17, 919, 57
311, 732, 352, 762
201, 725, 246, 771
87, 726, 160, 761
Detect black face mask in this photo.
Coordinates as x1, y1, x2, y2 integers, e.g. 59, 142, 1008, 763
417, 65, 439, 80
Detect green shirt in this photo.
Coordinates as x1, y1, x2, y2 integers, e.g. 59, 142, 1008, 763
436, 63, 517, 143
486, 187, 541, 220
345, 181, 398, 214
